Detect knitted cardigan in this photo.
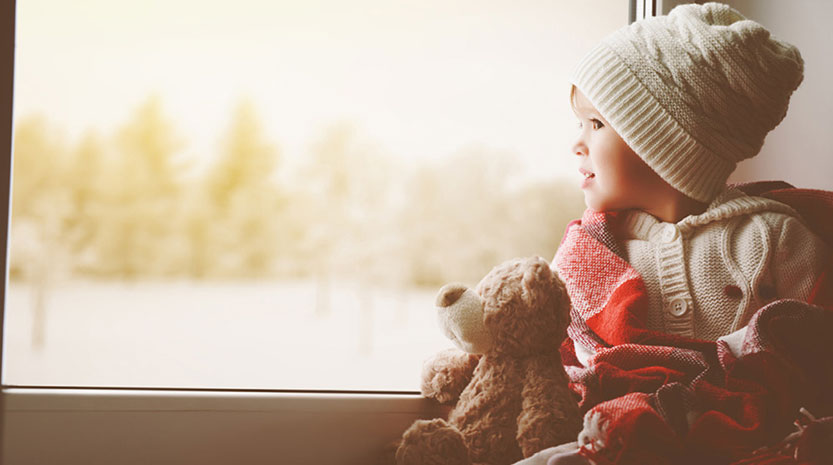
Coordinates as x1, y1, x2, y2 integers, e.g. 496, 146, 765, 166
613, 186, 828, 343
552, 182, 833, 465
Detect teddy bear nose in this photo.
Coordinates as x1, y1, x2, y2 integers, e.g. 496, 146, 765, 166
436, 283, 468, 308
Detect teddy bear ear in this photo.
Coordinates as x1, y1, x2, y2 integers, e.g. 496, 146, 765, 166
520, 257, 557, 302
521, 257, 552, 286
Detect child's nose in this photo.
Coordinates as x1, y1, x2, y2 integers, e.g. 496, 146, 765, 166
572, 139, 587, 157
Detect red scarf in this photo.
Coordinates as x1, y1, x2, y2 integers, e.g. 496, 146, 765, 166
553, 183, 833, 465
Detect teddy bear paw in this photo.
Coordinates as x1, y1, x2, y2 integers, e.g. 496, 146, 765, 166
395, 418, 471, 465
420, 349, 480, 404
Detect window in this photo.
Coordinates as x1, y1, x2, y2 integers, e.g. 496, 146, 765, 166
3, 0, 627, 392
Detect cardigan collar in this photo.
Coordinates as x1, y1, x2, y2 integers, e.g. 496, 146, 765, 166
616, 186, 799, 241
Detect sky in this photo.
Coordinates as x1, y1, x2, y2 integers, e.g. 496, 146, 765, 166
14, 0, 628, 181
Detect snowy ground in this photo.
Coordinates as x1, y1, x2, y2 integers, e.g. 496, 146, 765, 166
3, 279, 453, 391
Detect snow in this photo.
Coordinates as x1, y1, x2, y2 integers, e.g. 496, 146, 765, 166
3, 279, 452, 391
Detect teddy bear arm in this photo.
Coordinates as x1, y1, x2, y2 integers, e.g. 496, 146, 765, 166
516, 358, 583, 457
420, 348, 481, 404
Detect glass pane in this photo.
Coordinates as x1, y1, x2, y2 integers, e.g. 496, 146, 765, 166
4, 0, 627, 390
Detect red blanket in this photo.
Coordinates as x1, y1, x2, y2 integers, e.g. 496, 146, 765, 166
552, 184, 833, 465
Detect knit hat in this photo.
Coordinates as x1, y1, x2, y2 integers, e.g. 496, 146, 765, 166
571, 2, 804, 203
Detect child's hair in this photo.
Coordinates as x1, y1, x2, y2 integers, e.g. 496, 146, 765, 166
568, 85, 577, 112
569, 2, 803, 204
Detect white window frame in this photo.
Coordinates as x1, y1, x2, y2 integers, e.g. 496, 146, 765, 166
0, 1, 635, 463
633, 0, 657, 22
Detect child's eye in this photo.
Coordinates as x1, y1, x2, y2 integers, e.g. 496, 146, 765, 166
577, 119, 604, 130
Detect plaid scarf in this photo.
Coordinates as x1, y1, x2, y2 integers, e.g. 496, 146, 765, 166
553, 183, 833, 465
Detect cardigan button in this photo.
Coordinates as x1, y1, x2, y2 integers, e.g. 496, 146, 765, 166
724, 285, 743, 299
668, 298, 688, 317
661, 224, 679, 242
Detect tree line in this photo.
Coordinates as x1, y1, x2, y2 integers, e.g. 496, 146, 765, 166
9, 96, 585, 287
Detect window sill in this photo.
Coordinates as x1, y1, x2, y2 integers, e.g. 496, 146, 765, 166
3, 387, 448, 465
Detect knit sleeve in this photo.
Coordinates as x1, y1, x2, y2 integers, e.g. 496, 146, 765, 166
772, 216, 831, 302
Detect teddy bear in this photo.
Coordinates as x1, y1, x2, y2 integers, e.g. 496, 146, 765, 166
395, 256, 582, 465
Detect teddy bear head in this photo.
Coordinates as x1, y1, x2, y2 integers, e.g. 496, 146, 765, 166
435, 256, 571, 358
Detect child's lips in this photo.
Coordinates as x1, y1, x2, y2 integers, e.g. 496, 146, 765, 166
579, 168, 595, 188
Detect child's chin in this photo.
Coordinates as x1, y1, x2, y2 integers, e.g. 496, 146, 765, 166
582, 193, 603, 211
583, 195, 621, 213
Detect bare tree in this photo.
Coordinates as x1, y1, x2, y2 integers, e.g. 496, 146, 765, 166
93, 95, 184, 278
199, 98, 285, 278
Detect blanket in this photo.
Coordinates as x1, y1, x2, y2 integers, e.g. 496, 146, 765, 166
552, 183, 833, 465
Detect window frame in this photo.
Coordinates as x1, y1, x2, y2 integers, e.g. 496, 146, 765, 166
0, 1, 638, 463
1, 0, 17, 457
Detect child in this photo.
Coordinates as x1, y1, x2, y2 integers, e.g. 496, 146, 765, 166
517, 3, 833, 465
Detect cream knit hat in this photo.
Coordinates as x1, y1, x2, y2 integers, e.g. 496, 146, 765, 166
571, 2, 804, 203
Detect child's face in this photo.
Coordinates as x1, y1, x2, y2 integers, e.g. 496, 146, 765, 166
571, 89, 673, 214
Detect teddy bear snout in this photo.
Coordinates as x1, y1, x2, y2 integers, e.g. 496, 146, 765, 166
436, 283, 468, 308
